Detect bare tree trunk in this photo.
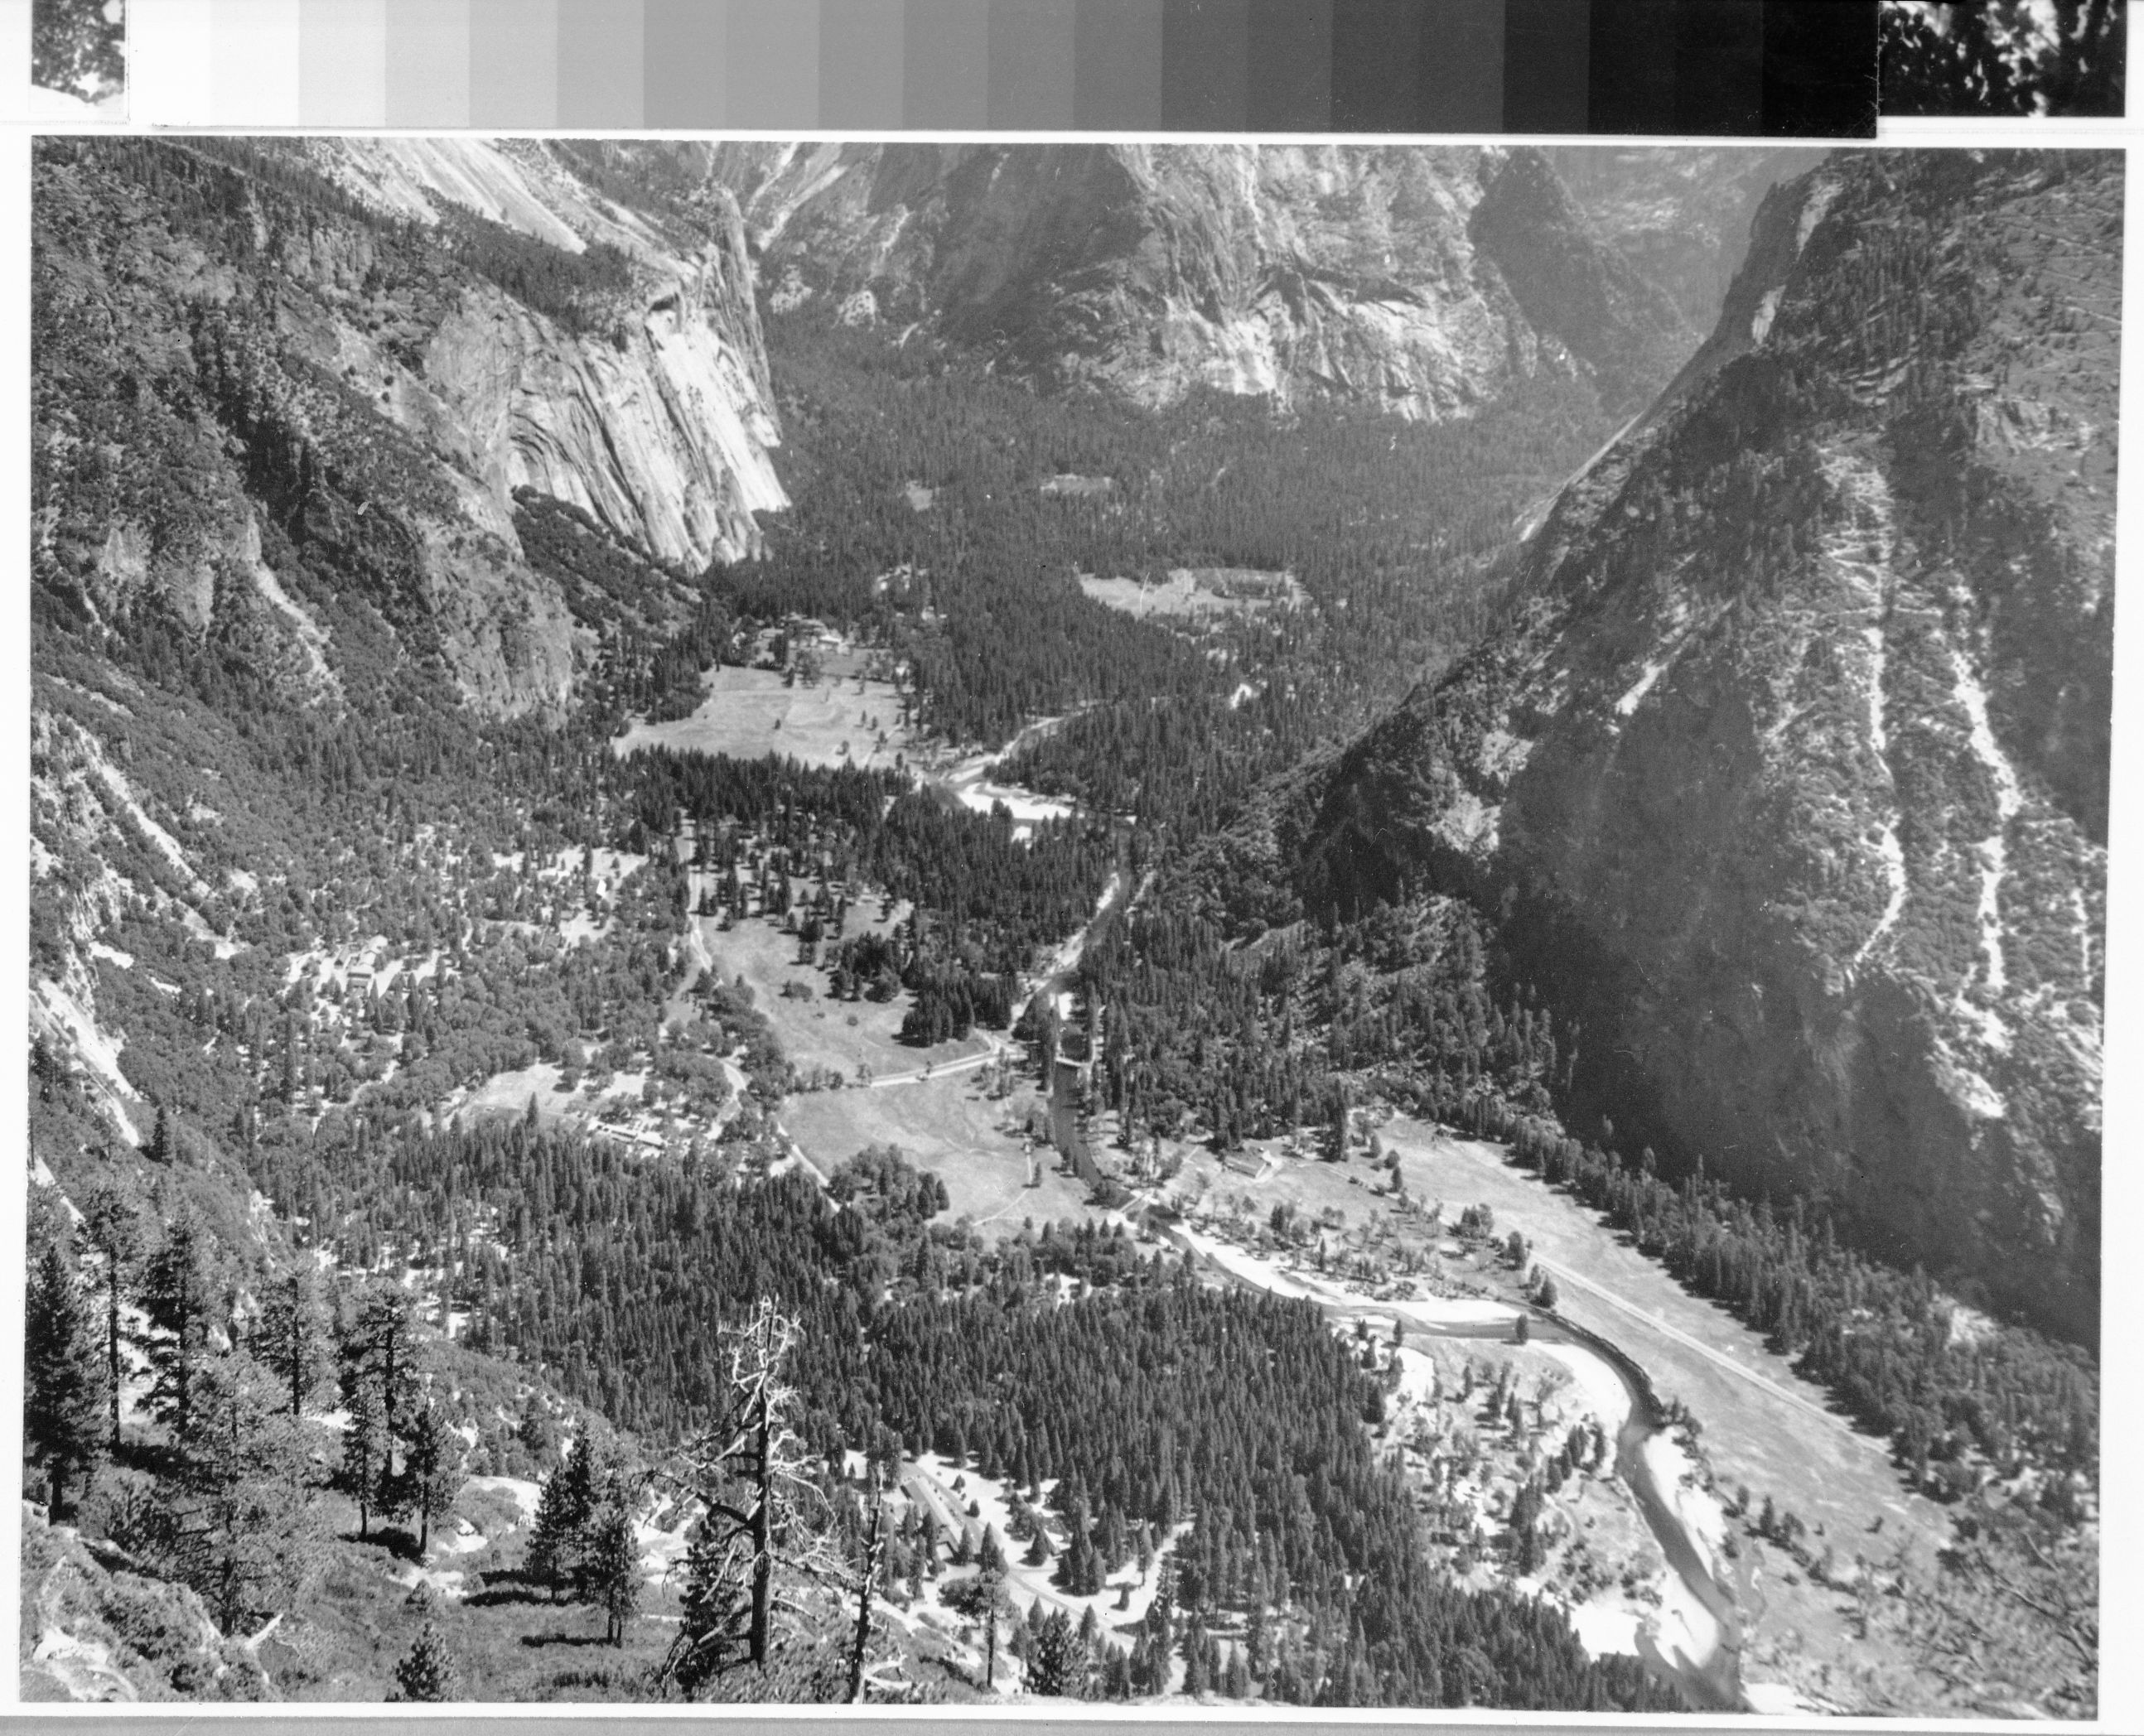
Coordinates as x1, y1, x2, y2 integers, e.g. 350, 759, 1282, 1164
750, 1325, 775, 1669
847, 1479, 885, 1703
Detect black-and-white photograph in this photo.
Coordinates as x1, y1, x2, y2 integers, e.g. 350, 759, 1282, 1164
24, 136, 2108, 1715
30, 0, 126, 121
1882, 0, 2127, 116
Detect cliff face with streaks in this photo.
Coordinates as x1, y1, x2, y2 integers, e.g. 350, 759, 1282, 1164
35, 137, 785, 722
708, 141, 1775, 424
1287, 152, 2116, 1337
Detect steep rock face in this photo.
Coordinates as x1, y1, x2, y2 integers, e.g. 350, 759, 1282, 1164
1294, 152, 2116, 1338
711, 142, 1721, 422
33, 137, 785, 722
1466, 150, 1691, 422
308, 137, 787, 571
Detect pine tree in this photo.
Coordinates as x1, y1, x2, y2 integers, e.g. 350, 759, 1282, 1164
141, 1213, 215, 1437
26, 1241, 106, 1517
337, 1379, 388, 1539
583, 1490, 642, 1645
526, 1432, 598, 1599
258, 1264, 329, 1419
341, 1283, 422, 1453
1246, 1602, 1272, 1680
1026, 1603, 1088, 1697
664, 1300, 840, 1691
978, 1553, 1006, 1693
514, 1392, 559, 1461
173, 1351, 325, 1632
845, 1473, 889, 1702
1181, 1615, 1210, 1695
393, 1621, 460, 1701
402, 1400, 465, 1555
80, 1184, 138, 1454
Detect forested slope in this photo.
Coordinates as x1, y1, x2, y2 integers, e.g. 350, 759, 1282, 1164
1287, 151, 2116, 1342
22, 136, 1702, 1710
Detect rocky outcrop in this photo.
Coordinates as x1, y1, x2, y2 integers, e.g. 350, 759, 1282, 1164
1291, 152, 2115, 1338
33, 137, 786, 719
711, 142, 1751, 423
308, 137, 787, 571
1466, 150, 1691, 420
22, 1514, 270, 1702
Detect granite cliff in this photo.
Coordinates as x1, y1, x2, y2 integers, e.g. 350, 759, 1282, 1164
707, 142, 1782, 424
34, 137, 784, 723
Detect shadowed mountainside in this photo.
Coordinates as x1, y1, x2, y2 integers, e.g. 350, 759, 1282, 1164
1280, 150, 2116, 1340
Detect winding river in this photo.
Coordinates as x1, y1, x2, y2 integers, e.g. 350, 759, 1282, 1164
1163, 1225, 1746, 1712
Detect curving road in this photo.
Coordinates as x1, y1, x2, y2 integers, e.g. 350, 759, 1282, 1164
1410, 1126, 1862, 1441
1531, 1256, 1857, 1439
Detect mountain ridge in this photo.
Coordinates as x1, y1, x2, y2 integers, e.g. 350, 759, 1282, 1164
1281, 149, 2116, 1339
34, 137, 785, 726
705, 141, 1793, 425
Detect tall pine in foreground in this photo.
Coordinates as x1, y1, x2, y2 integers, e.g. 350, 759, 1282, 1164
585, 1490, 643, 1646
401, 1401, 466, 1555
526, 1430, 599, 1599
26, 1240, 105, 1517
664, 1300, 843, 1693
257, 1264, 330, 1419
141, 1212, 217, 1438
80, 1183, 138, 1453
336, 1380, 388, 1539
171, 1351, 325, 1633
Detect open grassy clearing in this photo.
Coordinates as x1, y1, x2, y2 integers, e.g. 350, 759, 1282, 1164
782, 1073, 1096, 1237
449, 1059, 577, 1125
1077, 567, 1306, 623
611, 654, 912, 771
687, 903, 991, 1083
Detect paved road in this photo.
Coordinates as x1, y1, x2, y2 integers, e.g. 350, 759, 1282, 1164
1531, 1256, 1856, 1438
866, 1042, 1002, 1089
1405, 1123, 1863, 1440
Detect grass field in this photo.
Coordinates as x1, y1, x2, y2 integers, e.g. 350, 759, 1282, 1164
693, 901, 1099, 1234
611, 655, 911, 772
1374, 1121, 1948, 1544
1078, 567, 1306, 622
782, 1072, 1095, 1236
688, 904, 991, 1083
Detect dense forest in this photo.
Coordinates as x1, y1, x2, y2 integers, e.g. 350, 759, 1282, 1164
1063, 875, 2097, 1505
26, 136, 2101, 1711
717, 319, 1610, 841
210, 1113, 1677, 1711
